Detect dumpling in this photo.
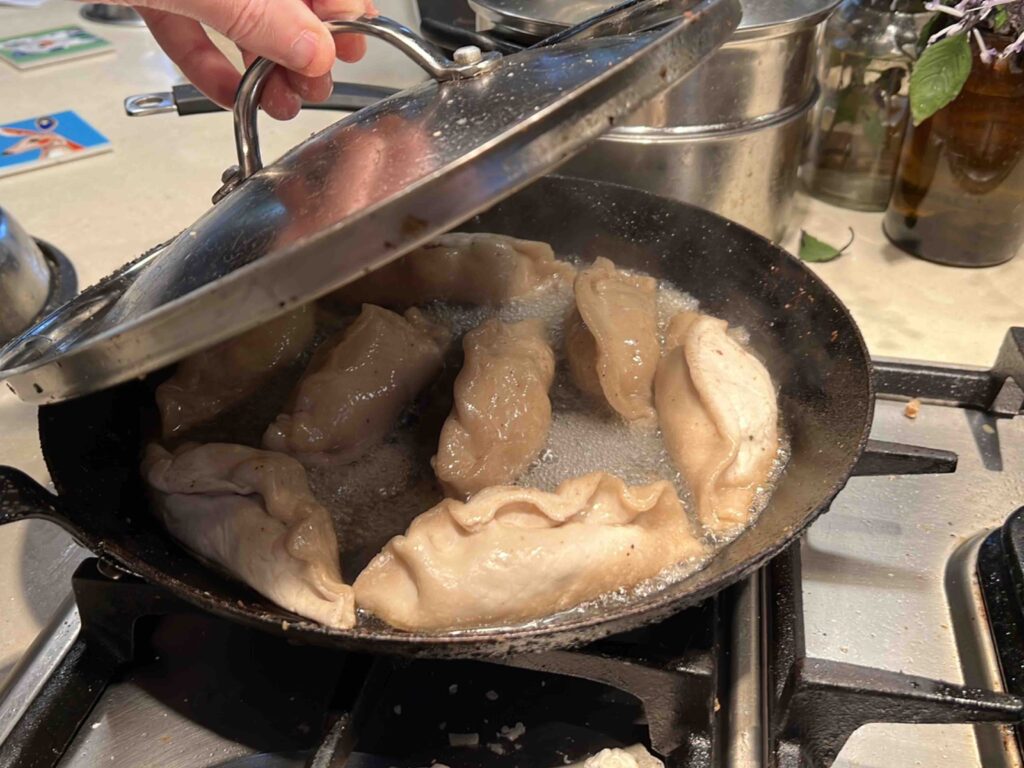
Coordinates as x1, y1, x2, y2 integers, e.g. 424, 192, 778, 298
433, 318, 556, 498
142, 442, 354, 628
654, 311, 779, 534
326, 233, 575, 309
353, 472, 705, 631
565, 258, 659, 421
156, 305, 315, 437
263, 305, 449, 463
584, 747, 664, 768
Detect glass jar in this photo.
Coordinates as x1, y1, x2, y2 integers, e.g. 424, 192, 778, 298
801, 0, 927, 211
884, 38, 1024, 267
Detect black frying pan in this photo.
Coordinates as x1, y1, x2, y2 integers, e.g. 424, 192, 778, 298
0, 176, 874, 658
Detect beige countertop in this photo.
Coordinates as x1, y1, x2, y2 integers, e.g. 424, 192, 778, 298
0, 0, 1021, 684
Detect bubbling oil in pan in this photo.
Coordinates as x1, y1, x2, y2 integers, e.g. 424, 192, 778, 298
186, 258, 789, 632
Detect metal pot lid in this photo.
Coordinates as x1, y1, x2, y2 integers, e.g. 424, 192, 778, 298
0, 0, 740, 404
472, 0, 837, 40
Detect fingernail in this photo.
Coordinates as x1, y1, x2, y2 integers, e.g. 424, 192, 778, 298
288, 29, 319, 71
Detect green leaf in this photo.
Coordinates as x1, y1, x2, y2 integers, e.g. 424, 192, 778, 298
916, 13, 944, 54
832, 83, 867, 125
910, 34, 972, 125
798, 229, 855, 263
994, 7, 1010, 31
863, 111, 886, 148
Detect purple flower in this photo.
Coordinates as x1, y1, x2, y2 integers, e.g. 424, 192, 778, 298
923, 0, 1024, 58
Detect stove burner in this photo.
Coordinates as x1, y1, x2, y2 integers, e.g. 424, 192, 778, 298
2, 329, 1023, 768
3, 547, 1021, 768
977, 507, 1024, 753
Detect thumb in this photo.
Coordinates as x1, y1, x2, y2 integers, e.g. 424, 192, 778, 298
138, 0, 337, 77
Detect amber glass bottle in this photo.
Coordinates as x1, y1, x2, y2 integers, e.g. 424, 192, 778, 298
884, 39, 1024, 266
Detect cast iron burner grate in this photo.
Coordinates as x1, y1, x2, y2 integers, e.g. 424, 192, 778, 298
977, 506, 1024, 751
2, 549, 1021, 768
1, 328, 1023, 768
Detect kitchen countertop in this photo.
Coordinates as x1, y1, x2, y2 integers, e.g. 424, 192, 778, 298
0, 0, 1021, 687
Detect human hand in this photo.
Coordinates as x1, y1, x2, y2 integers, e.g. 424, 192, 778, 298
110, 0, 377, 119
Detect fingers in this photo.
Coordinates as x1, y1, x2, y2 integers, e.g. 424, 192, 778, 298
131, 0, 379, 119
137, 8, 241, 107
286, 69, 333, 102
335, 33, 366, 63
309, 0, 372, 19
137, 0, 337, 78
309, 0, 374, 61
240, 50, 301, 119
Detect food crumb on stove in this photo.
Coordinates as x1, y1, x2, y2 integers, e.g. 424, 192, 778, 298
487, 743, 506, 755
281, 620, 290, 630
448, 683, 458, 695
448, 733, 479, 747
839, 646, 848, 654
983, 423, 996, 434
903, 398, 921, 419
485, 690, 499, 701
499, 722, 526, 741
90, 722, 101, 730
393, 705, 402, 715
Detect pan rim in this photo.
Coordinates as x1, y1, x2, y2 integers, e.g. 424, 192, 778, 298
40, 176, 876, 657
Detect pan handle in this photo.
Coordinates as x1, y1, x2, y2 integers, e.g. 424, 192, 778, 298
852, 439, 958, 477
0, 466, 76, 531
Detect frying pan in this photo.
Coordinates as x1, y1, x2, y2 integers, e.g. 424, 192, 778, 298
0, 175, 874, 658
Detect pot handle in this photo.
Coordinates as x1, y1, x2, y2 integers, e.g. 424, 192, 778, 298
212, 14, 501, 202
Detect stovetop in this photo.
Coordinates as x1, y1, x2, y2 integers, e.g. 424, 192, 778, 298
1, 334, 1022, 768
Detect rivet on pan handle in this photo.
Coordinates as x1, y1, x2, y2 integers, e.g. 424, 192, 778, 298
212, 15, 502, 203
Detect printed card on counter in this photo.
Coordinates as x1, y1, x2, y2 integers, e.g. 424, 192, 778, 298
0, 26, 112, 70
0, 111, 111, 179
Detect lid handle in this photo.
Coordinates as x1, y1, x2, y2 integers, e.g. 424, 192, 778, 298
216, 15, 501, 201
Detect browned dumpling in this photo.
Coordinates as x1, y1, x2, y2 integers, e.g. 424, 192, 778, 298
565, 258, 659, 421
433, 318, 555, 498
142, 442, 354, 628
326, 233, 575, 309
156, 306, 315, 437
655, 311, 779, 534
353, 473, 705, 631
263, 305, 449, 463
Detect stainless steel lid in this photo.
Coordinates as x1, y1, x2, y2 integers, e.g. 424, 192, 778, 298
472, 0, 837, 40
0, 0, 740, 404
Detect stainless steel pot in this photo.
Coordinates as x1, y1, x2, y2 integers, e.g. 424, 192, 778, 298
562, 87, 816, 241
471, 0, 838, 240
0, 209, 52, 345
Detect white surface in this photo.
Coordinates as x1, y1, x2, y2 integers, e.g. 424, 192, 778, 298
780, 195, 1024, 369
0, 0, 1022, 694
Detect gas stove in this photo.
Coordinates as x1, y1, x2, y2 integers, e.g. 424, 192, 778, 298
0, 329, 1021, 768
